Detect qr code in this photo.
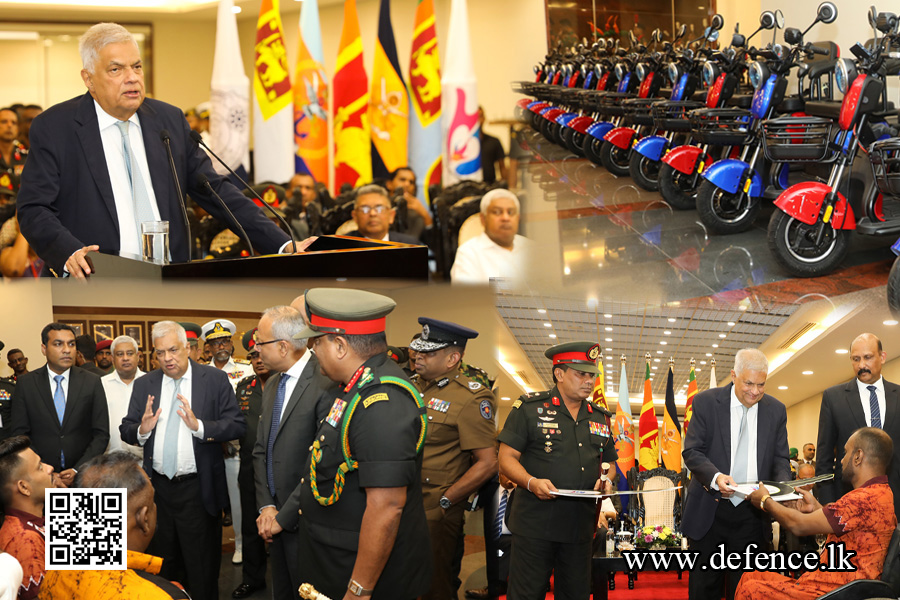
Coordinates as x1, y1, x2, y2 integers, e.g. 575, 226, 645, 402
45, 489, 126, 570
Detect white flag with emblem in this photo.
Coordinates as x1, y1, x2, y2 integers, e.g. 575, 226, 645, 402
210, 0, 251, 175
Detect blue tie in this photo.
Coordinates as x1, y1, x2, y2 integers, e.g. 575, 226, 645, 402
267, 375, 289, 498
115, 120, 156, 239
493, 488, 509, 540
53, 375, 66, 468
162, 379, 182, 478
868, 385, 882, 429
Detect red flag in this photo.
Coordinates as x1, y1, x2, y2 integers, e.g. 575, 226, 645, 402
333, 0, 371, 193
591, 357, 609, 412
638, 358, 659, 471
684, 363, 697, 435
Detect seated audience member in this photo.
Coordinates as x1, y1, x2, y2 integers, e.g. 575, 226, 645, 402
0, 108, 27, 196
285, 174, 320, 239
37, 452, 190, 599
385, 166, 432, 238
344, 185, 422, 245
15, 105, 42, 151
0, 215, 43, 278
100, 336, 144, 456
738, 427, 897, 600
0, 436, 59, 599
450, 189, 532, 284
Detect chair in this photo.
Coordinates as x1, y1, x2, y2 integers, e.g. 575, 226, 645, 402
335, 219, 357, 236
628, 466, 684, 532
456, 213, 484, 247
817, 524, 900, 600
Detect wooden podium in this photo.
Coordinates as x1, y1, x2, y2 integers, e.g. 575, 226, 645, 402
87, 235, 428, 279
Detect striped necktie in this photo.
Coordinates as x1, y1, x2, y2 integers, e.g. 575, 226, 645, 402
868, 385, 882, 429
267, 375, 290, 498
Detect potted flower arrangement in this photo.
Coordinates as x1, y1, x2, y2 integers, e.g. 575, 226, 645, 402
635, 525, 681, 550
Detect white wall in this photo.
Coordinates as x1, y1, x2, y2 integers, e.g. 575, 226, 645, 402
0, 281, 54, 378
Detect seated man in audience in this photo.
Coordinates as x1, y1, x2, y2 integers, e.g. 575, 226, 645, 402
0, 436, 60, 600
738, 427, 897, 600
285, 174, 320, 239
450, 189, 532, 284
38, 452, 190, 599
385, 166, 432, 238
344, 185, 421, 245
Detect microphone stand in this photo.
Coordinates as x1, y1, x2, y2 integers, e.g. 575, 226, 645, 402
160, 129, 194, 260
195, 172, 254, 256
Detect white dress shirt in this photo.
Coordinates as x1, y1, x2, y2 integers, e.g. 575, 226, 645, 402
137, 363, 205, 477
94, 100, 162, 258
101, 369, 145, 456
450, 233, 533, 284
856, 376, 887, 427
710, 387, 760, 504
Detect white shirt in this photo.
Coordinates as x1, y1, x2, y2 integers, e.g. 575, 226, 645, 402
277, 351, 313, 421
710, 387, 759, 504
94, 100, 162, 258
856, 376, 887, 427
137, 363, 205, 476
101, 369, 145, 456
450, 233, 532, 284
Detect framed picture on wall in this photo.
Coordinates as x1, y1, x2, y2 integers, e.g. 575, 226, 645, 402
120, 322, 145, 349
90, 322, 115, 343
61, 320, 86, 337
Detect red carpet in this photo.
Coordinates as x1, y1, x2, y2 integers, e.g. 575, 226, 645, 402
493, 571, 689, 599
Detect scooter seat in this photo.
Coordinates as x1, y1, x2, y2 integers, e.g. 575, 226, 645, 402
804, 100, 843, 120
777, 97, 805, 113
690, 90, 708, 102
726, 94, 754, 109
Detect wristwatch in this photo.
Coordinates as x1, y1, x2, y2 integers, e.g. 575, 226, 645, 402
439, 495, 452, 509
347, 579, 374, 596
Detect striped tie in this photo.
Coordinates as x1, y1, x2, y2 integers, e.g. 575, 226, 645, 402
267, 375, 289, 498
868, 385, 882, 429
493, 488, 508, 540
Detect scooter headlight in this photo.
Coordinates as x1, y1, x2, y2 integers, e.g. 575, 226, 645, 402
702, 61, 720, 87
835, 58, 857, 94
636, 63, 649, 82
749, 61, 770, 90
615, 63, 627, 81
667, 63, 682, 86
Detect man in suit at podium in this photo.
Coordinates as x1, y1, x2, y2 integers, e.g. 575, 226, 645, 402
16, 22, 293, 278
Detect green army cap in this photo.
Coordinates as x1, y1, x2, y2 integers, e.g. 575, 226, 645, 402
293, 288, 396, 340
545, 341, 601, 374
179, 322, 202, 346
242, 328, 258, 353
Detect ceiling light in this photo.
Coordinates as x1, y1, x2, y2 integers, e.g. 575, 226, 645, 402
605, 338, 613, 342
718, 333, 726, 338
778, 386, 788, 390
706, 353, 712, 357
604, 313, 612, 318
712, 344, 719, 348
802, 370, 814, 375
605, 327, 613, 331
727, 322, 735, 327
835, 348, 848, 354
739, 305, 747, 310
564, 266, 571, 275
232, 5, 242, 12
538, 309, 547, 314
543, 323, 552, 327
549, 334, 557, 339
668, 318, 676, 323
605, 347, 612, 352
664, 331, 671, 335
501, 397, 510, 401
660, 341, 668, 345
654, 358, 660, 363
652, 366, 658, 370
885, 320, 899, 326
656, 350, 663, 354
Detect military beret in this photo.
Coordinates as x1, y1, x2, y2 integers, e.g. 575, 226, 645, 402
95, 340, 112, 352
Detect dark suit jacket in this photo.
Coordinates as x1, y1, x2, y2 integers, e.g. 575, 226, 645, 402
681, 384, 791, 540
119, 360, 246, 516
17, 92, 290, 273
816, 377, 900, 518
343, 229, 422, 246
253, 353, 334, 532
10, 365, 110, 471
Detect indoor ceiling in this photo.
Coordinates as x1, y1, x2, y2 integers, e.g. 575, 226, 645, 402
0, 0, 333, 21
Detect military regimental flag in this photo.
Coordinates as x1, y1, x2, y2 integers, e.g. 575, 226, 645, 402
441, 0, 481, 184
709, 360, 717, 389
210, 0, 250, 178
614, 359, 634, 512
253, 0, 294, 183
684, 362, 697, 435
638, 359, 659, 471
660, 363, 682, 472
333, 0, 372, 193
591, 355, 609, 412
293, 0, 329, 183
369, 0, 409, 179
408, 0, 441, 209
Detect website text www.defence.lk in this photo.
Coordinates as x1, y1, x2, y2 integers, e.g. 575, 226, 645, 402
621, 543, 856, 573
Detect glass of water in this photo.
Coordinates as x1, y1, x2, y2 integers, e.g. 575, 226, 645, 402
141, 221, 170, 265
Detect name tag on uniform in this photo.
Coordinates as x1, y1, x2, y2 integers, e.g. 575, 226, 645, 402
427, 398, 450, 413
539, 422, 559, 429
326, 399, 347, 428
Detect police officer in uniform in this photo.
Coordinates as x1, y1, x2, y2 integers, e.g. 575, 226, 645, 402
498, 341, 616, 600
233, 329, 269, 598
409, 317, 498, 600
293, 288, 432, 600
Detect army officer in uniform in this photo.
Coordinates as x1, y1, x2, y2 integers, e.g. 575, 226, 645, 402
498, 341, 616, 600
409, 317, 498, 600
293, 288, 432, 600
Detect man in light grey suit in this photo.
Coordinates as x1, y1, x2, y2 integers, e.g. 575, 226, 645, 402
252, 305, 335, 599
817, 332, 900, 520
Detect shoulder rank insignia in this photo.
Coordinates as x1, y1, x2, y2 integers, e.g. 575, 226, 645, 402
436, 377, 450, 388
479, 399, 493, 420
468, 381, 482, 391
358, 367, 375, 389
512, 399, 522, 409
325, 398, 347, 428
363, 393, 389, 408
427, 397, 450, 413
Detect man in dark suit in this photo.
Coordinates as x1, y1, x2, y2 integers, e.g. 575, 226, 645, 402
682, 348, 791, 600
252, 305, 334, 599
465, 475, 514, 599
11, 323, 109, 487
817, 332, 900, 519
16, 22, 292, 278
120, 320, 246, 600
344, 185, 422, 245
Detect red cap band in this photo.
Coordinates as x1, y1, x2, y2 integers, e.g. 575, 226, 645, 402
310, 314, 386, 335
185, 331, 199, 340
553, 351, 590, 365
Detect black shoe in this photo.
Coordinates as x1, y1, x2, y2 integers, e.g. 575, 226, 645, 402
232, 583, 264, 599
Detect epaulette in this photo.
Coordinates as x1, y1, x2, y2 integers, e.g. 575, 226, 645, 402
235, 374, 256, 388
0, 376, 15, 384
521, 390, 551, 403
234, 358, 251, 365
460, 362, 494, 390
591, 402, 613, 417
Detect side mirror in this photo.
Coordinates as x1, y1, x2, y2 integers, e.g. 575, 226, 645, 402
678, 24, 687, 39
775, 10, 785, 29
759, 11, 776, 30
869, 6, 878, 29
816, 2, 838, 25
652, 29, 662, 43
629, 30, 637, 45
709, 29, 720, 43
711, 14, 725, 31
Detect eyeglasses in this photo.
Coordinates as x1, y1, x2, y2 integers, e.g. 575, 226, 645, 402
356, 205, 389, 215
253, 335, 284, 348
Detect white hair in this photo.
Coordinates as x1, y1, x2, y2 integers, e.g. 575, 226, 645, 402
151, 321, 187, 347
110, 335, 138, 355
263, 305, 307, 350
733, 348, 768, 375
480, 189, 520, 215
353, 184, 391, 209
79, 22, 139, 73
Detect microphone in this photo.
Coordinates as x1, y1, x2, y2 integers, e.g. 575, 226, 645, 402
160, 129, 194, 261
195, 172, 255, 257
189, 130, 297, 253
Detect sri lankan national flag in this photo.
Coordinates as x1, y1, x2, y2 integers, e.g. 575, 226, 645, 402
660, 363, 682, 472
638, 359, 659, 471
368, 0, 409, 179
591, 358, 609, 412
408, 0, 442, 208
684, 364, 697, 435
333, 0, 371, 193
293, 0, 329, 183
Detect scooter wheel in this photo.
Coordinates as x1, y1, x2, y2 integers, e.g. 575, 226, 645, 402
629, 152, 660, 192
695, 179, 760, 235
559, 126, 581, 155
888, 257, 900, 319
583, 134, 605, 166
599, 140, 631, 177
658, 163, 699, 210
569, 131, 586, 157
767, 209, 850, 277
